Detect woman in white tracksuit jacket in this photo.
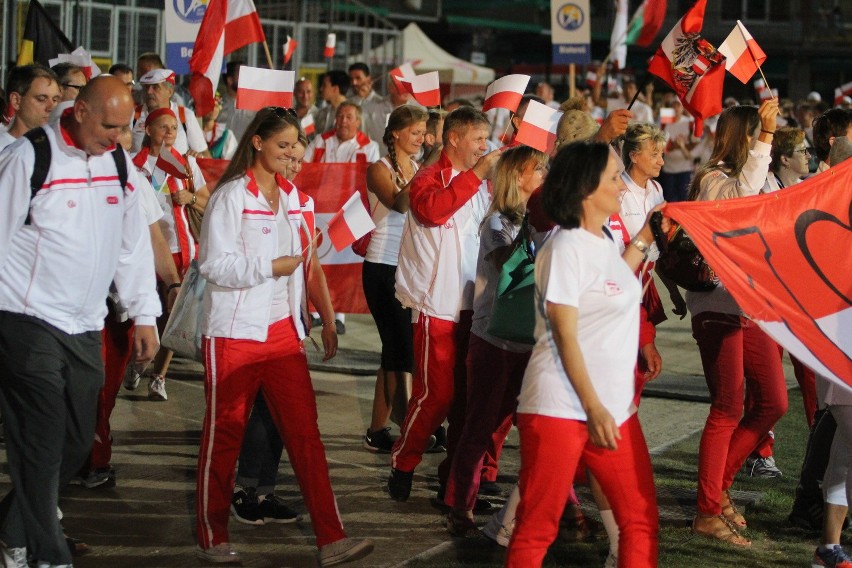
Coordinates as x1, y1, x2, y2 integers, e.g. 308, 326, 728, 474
193, 108, 373, 567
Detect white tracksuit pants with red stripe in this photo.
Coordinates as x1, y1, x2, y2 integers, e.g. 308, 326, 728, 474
196, 317, 346, 549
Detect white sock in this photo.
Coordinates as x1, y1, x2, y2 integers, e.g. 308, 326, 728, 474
600, 509, 619, 555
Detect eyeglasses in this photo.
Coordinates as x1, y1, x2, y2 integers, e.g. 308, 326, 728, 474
62, 83, 84, 91
794, 148, 811, 155
264, 106, 297, 118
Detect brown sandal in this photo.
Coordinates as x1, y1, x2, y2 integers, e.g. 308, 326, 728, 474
692, 514, 751, 547
721, 490, 747, 528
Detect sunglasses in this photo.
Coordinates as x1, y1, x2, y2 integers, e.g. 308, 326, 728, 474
264, 106, 297, 118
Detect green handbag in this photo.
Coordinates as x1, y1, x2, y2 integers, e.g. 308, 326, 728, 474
487, 220, 537, 345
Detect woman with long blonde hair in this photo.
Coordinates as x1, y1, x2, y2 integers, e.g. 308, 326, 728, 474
444, 145, 548, 536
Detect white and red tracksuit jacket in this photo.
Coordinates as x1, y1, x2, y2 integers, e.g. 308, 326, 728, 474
304, 129, 380, 164
199, 170, 316, 342
0, 120, 160, 334
395, 152, 490, 322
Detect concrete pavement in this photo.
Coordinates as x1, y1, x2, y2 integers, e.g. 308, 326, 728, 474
2, 294, 768, 567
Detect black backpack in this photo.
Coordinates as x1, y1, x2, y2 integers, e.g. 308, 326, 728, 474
23, 127, 128, 225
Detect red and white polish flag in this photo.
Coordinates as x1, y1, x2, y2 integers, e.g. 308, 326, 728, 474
659, 107, 676, 125
834, 81, 852, 105
397, 71, 441, 107
326, 191, 376, 252
482, 74, 531, 113
301, 112, 316, 136
585, 69, 598, 88
390, 62, 416, 93
188, 0, 266, 117
515, 100, 562, 154
753, 78, 772, 101
283, 35, 298, 65
156, 146, 189, 180
237, 66, 295, 111
50, 47, 101, 80
324, 33, 336, 58
718, 20, 767, 84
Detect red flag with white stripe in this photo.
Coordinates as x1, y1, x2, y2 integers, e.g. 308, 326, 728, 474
514, 100, 562, 154
717, 20, 767, 84
188, 0, 265, 117
283, 35, 297, 65
390, 62, 416, 93
156, 146, 189, 180
396, 71, 441, 107
326, 192, 376, 252
659, 107, 676, 125
324, 33, 336, 58
301, 113, 316, 136
664, 161, 852, 391
647, 0, 725, 137
834, 81, 852, 106
482, 74, 531, 113
237, 66, 295, 111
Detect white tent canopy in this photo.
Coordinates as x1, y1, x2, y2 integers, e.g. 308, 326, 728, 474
355, 23, 495, 86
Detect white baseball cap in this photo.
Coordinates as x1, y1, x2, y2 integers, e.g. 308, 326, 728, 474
139, 68, 176, 85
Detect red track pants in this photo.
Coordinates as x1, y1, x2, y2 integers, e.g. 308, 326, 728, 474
196, 317, 346, 549
506, 413, 658, 568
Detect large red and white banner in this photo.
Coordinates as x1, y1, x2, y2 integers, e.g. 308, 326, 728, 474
665, 161, 852, 391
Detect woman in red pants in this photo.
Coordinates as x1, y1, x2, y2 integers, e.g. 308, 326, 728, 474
506, 141, 659, 568
687, 100, 788, 546
195, 107, 373, 567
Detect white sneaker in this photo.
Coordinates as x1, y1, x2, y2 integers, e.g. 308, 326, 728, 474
603, 551, 618, 568
123, 364, 141, 390
481, 513, 513, 547
195, 543, 241, 564
1, 544, 28, 568
319, 537, 374, 567
147, 376, 167, 401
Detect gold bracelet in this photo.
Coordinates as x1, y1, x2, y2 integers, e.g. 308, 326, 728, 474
630, 238, 649, 257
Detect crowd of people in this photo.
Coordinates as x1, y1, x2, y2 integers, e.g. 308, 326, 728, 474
1, 51, 851, 568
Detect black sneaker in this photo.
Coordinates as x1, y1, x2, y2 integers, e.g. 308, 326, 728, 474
335, 319, 346, 335
364, 428, 395, 453
388, 468, 413, 502
231, 486, 264, 525
258, 493, 301, 524
426, 425, 447, 453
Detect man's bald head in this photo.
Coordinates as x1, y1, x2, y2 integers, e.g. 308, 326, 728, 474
66, 75, 135, 156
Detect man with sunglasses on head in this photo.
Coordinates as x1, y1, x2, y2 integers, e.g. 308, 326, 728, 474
0, 64, 61, 151
51, 63, 88, 103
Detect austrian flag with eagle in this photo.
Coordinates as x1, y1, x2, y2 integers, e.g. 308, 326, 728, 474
648, 0, 725, 137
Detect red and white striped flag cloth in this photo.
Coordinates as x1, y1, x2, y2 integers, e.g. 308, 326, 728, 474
482, 74, 530, 113
324, 33, 336, 58
397, 71, 441, 107
326, 192, 376, 252
718, 20, 767, 84
50, 47, 101, 80
283, 35, 297, 65
390, 62, 416, 93
189, 0, 265, 117
156, 146, 189, 180
515, 100, 562, 154
659, 107, 676, 125
585, 69, 598, 88
236, 66, 294, 111
301, 112, 316, 136
754, 78, 771, 101
834, 81, 852, 105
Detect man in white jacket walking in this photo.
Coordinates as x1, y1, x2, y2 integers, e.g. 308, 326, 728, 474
0, 75, 161, 568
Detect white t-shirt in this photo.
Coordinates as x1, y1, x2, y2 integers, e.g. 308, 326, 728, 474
517, 227, 641, 426
269, 204, 295, 324
366, 156, 417, 266
0, 127, 16, 152
662, 117, 697, 174
137, 175, 164, 225
614, 172, 664, 261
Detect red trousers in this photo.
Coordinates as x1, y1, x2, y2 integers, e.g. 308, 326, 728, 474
692, 313, 788, 515
196, 317, 345, 549
445, 334, 529, 511
391, 312, 471, 475
88, 309, 134, 471
506, 413, 658, 568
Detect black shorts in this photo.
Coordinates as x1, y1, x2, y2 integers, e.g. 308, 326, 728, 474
361, 261, 413, 373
